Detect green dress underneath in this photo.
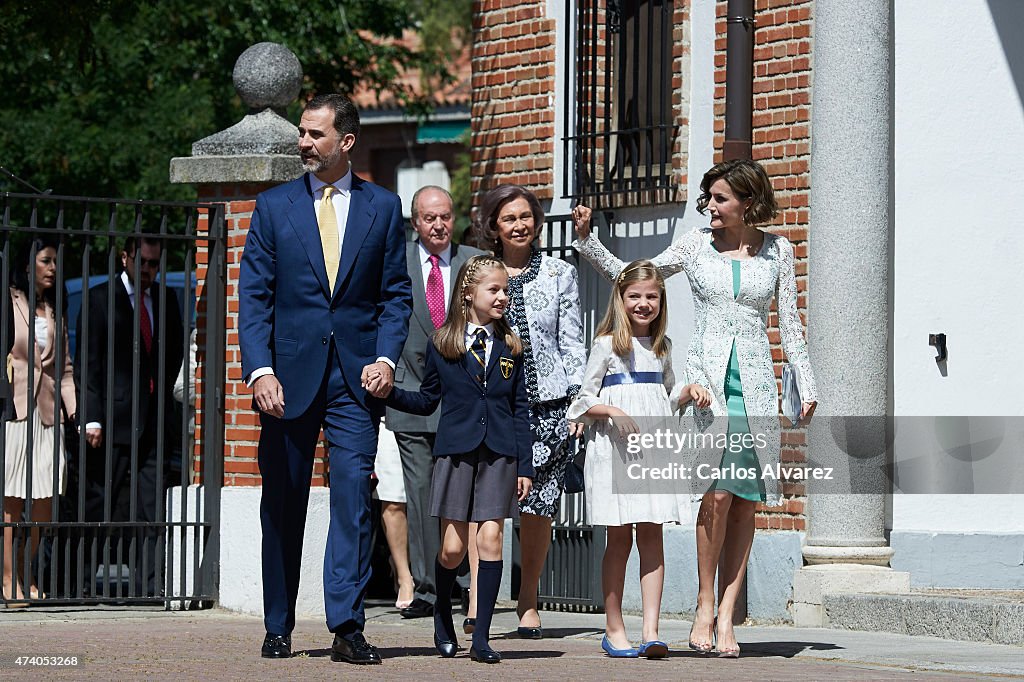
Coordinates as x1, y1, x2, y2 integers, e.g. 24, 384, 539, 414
709, 260, 767, 502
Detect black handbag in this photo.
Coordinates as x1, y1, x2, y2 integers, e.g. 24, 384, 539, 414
60, 403, 80, 457
562, 436, 587, 495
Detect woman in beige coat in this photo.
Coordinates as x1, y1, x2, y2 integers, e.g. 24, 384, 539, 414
3, 238, 76, 605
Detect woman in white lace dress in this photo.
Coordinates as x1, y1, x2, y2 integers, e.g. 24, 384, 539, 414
572, 160, 818, 658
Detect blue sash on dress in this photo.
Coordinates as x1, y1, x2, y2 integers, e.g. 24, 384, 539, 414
600, 371, 663, 388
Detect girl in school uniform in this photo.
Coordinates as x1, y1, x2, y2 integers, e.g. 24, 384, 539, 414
567, 260, 711, 659
387, 254, 534, 664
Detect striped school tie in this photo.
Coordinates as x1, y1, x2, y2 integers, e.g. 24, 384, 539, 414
467, 328, 487, 385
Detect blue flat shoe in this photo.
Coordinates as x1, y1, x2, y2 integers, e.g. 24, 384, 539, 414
601, 634, 639, 658
638, 640, 669, 658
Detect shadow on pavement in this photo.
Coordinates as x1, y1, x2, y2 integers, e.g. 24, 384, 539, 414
735, 640, 844, 658
301, 645, 440, 659
495, 649, 568, 660
496, 627, 604, 639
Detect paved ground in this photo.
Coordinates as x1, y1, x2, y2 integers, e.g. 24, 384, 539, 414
1, 600, 1021, 680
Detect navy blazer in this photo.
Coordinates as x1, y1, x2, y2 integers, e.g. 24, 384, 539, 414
387, 335, 535, 478
239, 173, 412, 418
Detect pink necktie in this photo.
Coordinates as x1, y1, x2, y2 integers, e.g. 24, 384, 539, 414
426, 254, 445, 329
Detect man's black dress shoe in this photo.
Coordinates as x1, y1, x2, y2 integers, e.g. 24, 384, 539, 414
331, 632, 382, 665
261, 633, 292, 658
400, 598, 434, 619
434, 632, 459, 658
463, 618, 475, 634
517, 625, 543, 639
469, 645, 501, 663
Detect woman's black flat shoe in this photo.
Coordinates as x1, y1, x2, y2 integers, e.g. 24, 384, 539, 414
469, 645, 501, 663
517, 626, 543, 639
433, 632, 458, 658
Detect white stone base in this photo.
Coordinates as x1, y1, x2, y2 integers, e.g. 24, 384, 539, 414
219, 486, 331, 620
165, 484, 206, 606
792, 563, 911, 627
217, 487, 515, 621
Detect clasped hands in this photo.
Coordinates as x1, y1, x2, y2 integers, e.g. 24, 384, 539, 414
253, 362, 394, 417
360, 361, 394, 398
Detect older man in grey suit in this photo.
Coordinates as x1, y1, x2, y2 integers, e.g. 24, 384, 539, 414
387, 186, 483, 619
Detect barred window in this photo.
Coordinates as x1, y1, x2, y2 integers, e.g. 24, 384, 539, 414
566, 0, 676, 206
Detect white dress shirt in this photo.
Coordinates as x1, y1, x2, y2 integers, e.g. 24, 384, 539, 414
464, 322, 495, 368
308, 169, 353, 260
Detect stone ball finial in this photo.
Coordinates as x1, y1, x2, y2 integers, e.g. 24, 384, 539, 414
233, 42, 303, 111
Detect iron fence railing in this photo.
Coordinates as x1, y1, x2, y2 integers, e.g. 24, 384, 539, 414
0, 192, 225, 608
564, 0, 676, 207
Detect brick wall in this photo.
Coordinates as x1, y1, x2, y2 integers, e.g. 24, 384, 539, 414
192, 187, 330, 488
470, 0, 557, 201
713, 0, 813, 530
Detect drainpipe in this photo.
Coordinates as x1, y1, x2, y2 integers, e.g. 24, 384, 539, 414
723, 0, 755, 161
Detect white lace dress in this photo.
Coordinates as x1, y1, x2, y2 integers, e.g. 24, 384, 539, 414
574, 228, 818, 506
567, 336, 693, 526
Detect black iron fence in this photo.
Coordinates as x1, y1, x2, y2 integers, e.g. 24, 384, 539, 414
1, 192, 225, 607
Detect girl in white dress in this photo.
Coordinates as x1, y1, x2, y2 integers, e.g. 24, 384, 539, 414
567, 261, 710, 659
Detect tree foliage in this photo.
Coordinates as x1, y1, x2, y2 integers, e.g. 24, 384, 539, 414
0, 0, 465, 201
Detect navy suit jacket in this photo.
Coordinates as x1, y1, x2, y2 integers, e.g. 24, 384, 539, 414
387, 336, 535, 478
239, 173, 412, 418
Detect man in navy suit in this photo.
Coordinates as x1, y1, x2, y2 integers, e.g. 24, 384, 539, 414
239, 94, 412, 664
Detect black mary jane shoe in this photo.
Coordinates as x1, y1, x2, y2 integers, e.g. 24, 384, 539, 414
331, 632, 382, 665
517, 626, 543, 640
261, 633, 292, 658
469, 645, 502, 664
434, 632, 459, 658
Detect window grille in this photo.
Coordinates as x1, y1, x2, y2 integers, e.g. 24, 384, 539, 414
565, 0, 676, 206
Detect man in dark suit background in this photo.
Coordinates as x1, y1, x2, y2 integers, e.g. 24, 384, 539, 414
75, 234, 184, 597
387, 187, 483, 620
239, 94, 412, 664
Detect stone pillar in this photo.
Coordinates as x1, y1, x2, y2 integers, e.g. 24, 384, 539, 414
791, 0, 910, 627
170, 42, 321, 488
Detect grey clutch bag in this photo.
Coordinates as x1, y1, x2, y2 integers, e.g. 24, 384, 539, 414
781, 363, 802, 427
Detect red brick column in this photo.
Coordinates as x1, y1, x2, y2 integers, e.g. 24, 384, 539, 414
191, 184, 330, 489
714, 0, 813, 529
471, 0, 557, 201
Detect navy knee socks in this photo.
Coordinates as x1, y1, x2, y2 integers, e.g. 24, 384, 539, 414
433, 558, 458, 642
472, 559, 503, 651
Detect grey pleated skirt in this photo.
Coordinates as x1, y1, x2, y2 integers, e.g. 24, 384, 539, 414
429, 446, 519, 522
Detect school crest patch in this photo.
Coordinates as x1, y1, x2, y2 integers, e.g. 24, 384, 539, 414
499, 356, 514, 379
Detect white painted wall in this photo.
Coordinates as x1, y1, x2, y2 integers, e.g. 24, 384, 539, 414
891, 0, 1024, 532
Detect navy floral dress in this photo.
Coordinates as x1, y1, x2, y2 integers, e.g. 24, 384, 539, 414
505, 250, 587, 517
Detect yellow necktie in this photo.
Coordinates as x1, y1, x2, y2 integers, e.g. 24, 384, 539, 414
319, 185, 340, 292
